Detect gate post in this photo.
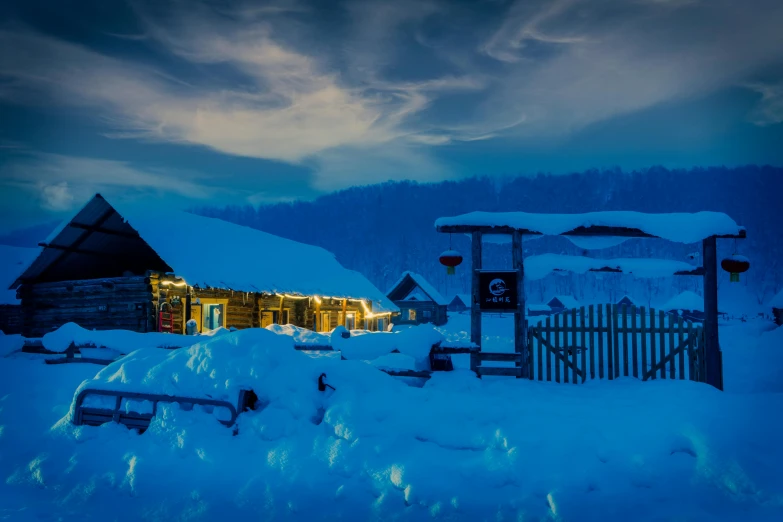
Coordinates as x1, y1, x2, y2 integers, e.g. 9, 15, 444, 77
512, 230, 527, 378
470, 231, 482, 373
702, 236, 722, 390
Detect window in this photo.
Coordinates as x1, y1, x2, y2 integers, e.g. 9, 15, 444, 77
408, 309, 417, 321
422, 310, 432, 320
345, 312, 356, 330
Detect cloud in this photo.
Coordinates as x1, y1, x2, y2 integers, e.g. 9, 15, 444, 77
746, 82, 783, 126
0, 153, 216, 211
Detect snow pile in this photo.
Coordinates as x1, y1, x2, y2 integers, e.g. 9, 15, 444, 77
0, 245, 39, 305
525, 254, 699, 280
661, 291, 704, 312
769, 289, 783, 309
1, 326, 782, 521
265, 323, 330, 346
332, 325, 444, 370
721, 319, 783, 393
0, 331, 25, 356
435, 210, 743, 243
41, 322, 226, 353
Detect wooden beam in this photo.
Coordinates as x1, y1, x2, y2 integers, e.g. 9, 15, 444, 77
702, 236, 722, 390
512, 229, 527, 378
340, 298, 347, 327
470, 231, 482, 373
68, 223, 141, 239
549, 266, 706, 276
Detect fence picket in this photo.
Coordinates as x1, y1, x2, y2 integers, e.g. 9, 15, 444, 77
546, 317, 552, 382
580, 307, 587, 383
537, 324, 543, 381
571, 309, 578, 384
640, 306, 647, 379
622, 304, 629, 377
668, 315, 676, 379
631, 306, 639, 379
611, 304, 619, 379
562, 312, 570, 383
677, 317, 685, 380
649, 308, 657, 380
554, 314, 561, 383
589, 305, 596, 380
659, 310, 666, 379
598, 305, 605, 379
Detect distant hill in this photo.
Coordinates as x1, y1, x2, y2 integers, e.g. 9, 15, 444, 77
196, 165, 783, 309
0, 221, 58, 248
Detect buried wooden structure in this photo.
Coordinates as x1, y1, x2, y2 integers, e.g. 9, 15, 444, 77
436, 212, 746, 389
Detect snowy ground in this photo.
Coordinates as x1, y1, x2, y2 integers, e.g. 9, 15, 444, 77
0, 318, 782, 521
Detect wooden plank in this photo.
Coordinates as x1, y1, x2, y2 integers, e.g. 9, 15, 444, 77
631, 306, 639, 379
580, 307, 587, 383
640, 307, 647, 380
622, 304, 629, 377
537, 327, 543, 381
659, 310, 666, 379
607, 304, 614, 380
687, 322, 695, 380
554, 313, 561, 383
642, 338, 692, 381
597, 305, 604, 379
571, 309, 578, 384
588, 305, 595, 380
381, 369, 432, 379
702, 236, 722, 389
477, 366, 522, 377
470, 231, 482, 373
669, 313, 676, 379
613, 305, 620, 378
649, 308, 657, 380
677, 317, 685, 380
530, 331, 583, 381
512, 230, 527, 379
546, 317, 552, 381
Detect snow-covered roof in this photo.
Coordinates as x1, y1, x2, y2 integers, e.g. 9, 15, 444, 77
14, 195, 398, 313
0, 245, 39, 305
547, 295, 581, 309
527, 304, 551, 312
661, 291, 704, 312
617, 295, 638, 306
387, 272, 447, 306
525, 254, 700, 280
403, 290, 429, 302
769, 289, 783, 309
449, 294, 471, 306
435, 211, 743, 244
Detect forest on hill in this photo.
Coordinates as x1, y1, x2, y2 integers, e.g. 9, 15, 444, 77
198, 165, 781, 311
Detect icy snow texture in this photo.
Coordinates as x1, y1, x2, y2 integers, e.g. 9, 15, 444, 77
525, 254, 699, 280
661, 291, 704, 312
265, 323, 330, 346
1, 318, 782, 521
387, 272, 448, 305
435, 210, 742, 244
0, 245, 39, 304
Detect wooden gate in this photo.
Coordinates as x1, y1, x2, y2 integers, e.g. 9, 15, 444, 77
526, 304, 705, 384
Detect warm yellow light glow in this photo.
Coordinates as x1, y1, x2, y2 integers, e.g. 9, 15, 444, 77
281, 293, 309, 300
161, 279, 188, 287
314, 296, 322, 304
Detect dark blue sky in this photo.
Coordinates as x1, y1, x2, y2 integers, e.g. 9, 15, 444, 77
1, 0, 782, 233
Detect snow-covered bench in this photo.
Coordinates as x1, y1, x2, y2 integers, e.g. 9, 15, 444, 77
72, 388, 257, 432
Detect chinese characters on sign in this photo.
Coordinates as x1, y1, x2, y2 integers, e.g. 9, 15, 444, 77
478, 270, 518, 311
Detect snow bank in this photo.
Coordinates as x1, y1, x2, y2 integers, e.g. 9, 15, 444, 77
0, 245, 39, 304
526, 254, 699, 280
661, 291, 704, 312
41, 322, 225, 353
265, 323, 330, 346
333, 325, 444, 370
769, 289, 783, 309
722, 320, 783, 393
0, 331, 25, 356
436, 210, 742, 244
1, 329, 782, 521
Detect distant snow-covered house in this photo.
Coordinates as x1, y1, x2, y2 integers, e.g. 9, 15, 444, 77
661, 291, 705, 322
10, 194, 397, 338
527, 304, 552, 317
769, 289, 783, 327
617, 295, 638, 307
546, 295, 581, 313
387, 272, 448, 326
447, 294, 471, 313
0, 245, 39, 334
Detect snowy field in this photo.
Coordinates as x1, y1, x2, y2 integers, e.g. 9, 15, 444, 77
1, 316, 782, 521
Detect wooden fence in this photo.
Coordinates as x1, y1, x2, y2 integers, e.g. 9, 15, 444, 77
526, 304, 705, 384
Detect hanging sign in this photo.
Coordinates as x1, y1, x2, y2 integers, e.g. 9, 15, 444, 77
478, 270, 518, 312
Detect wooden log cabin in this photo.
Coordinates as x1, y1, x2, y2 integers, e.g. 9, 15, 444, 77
10, 194, 397, 338
387, 272, 448, 326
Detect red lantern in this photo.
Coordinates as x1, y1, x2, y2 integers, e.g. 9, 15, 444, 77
439, 249, 463, 275
720, 254, 750, 283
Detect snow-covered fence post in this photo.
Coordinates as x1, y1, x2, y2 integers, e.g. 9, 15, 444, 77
702, 236, 722, 390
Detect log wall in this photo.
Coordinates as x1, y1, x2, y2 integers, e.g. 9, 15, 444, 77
19, 276, 154, 338
0, 305, 23, 335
